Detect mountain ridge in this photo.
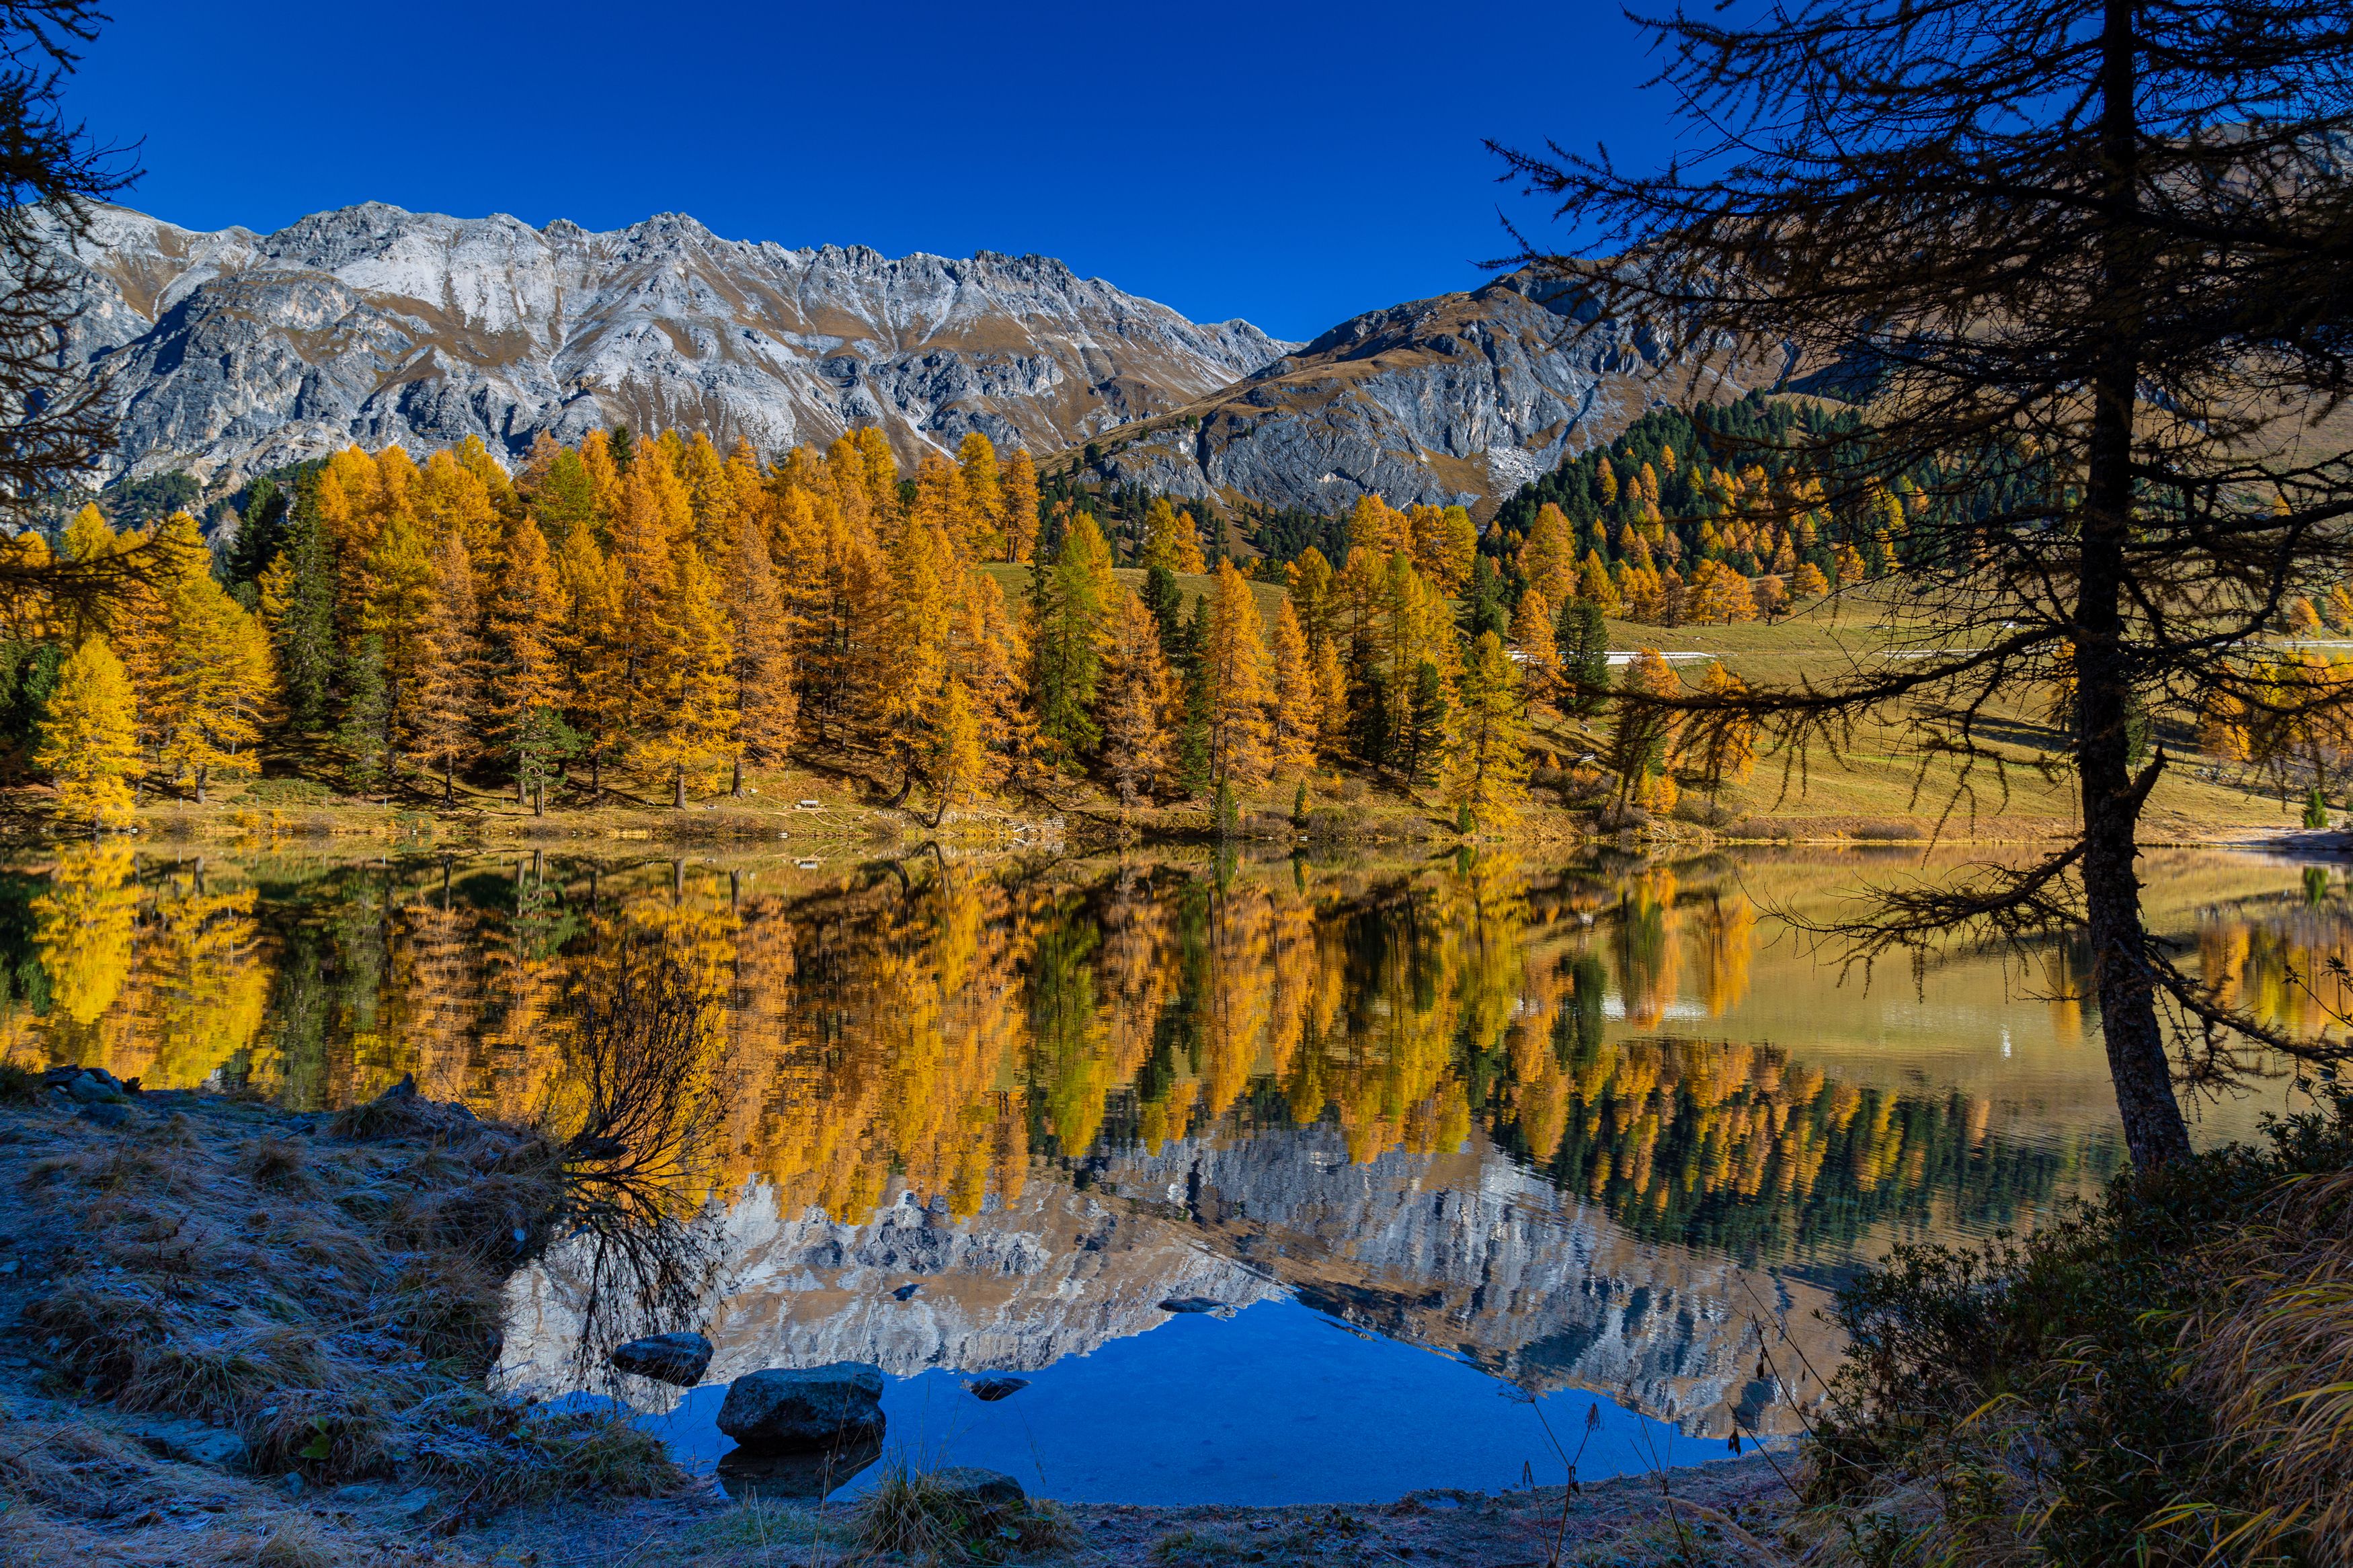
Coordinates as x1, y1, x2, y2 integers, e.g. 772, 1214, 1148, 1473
52, 200, 1779, 519
52, 201, 1296, 487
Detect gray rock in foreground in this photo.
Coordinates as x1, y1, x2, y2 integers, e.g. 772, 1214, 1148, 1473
610, 1331, 713, 1387
926, 1467, 1025, 1510
716, 1362, 886, 1453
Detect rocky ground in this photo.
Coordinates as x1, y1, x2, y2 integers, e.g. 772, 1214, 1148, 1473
0, 1073, 1804, 1567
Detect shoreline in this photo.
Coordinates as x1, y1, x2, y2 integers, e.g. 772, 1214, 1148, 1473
0, 1080, 1804, 1567
0, 790, 2336, 856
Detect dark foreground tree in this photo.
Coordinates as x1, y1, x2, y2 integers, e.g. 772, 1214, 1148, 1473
0, 2, 151, 612
1498, 0, 2353, 1168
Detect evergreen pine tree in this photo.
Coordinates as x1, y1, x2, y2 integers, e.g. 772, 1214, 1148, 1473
1463, 554, 1509, 643
1031, 512, 1118, 766
260, 477, 338, 729
1560, 598, 1610, 719
1404, 661, 1449, 786
339, 634, 392, 798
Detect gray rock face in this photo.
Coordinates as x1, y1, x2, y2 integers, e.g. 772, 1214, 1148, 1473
1088, 270, 1785, 516
48, 203, 1297, 489
610, 1331, 713, 1387
715, 1362, 886, 1453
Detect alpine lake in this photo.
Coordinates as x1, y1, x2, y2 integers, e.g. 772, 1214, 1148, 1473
3, 840, 2337, 1505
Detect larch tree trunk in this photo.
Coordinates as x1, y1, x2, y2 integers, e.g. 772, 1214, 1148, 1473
2077, 0, 2192, 1171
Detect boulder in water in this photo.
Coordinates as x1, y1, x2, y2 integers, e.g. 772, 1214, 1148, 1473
717, 1363, 886, 1452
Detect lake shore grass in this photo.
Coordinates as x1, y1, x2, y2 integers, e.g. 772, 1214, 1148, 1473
0, 728, 2315, 855
0, 1074, 1811, 1567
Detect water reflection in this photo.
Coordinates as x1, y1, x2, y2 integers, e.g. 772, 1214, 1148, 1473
0, 844, 2329, 1479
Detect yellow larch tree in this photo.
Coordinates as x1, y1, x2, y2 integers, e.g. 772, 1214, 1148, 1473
880, 517, 951, 800
409, 530, 483, 803
485, 513, 568, 807
1409, 504, 1478, 593
35, 637, 139, 833
1201, 561, 1274, 788
1348, 494, 1409, 559
139, 514, 274, 802
1267, 596, 1318, 780
1518, 503, 1578, 608
359, 509, 435, 759
722, 516, 795, 794
643, 543, 737, 808
1511, 588, 1561, 714
1096, 589, 1176, 805
1000, 447, 1042, 563
1140, 497, 1207, 575
928, 677, 986, 825
551, 522, 626, 797
957, 432, 1003, 555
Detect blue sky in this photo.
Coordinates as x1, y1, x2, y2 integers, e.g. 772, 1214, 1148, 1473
65, 1, 1675, 343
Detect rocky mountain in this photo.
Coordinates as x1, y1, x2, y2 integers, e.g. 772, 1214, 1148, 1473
1083, 270, 1792, 517
50, 203, 1296, 487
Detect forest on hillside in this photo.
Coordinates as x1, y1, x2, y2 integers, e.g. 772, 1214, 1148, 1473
9, 392, 2322, 832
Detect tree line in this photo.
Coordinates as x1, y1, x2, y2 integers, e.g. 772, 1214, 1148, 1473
1, 424, 1771, 833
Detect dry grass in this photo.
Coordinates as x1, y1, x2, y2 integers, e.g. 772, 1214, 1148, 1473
2176, 1167, 2353, 1565
850, 1455, 1079, 1565
0, 1085, 687, 1563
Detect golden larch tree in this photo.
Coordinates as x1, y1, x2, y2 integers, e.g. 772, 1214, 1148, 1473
485, 514, 567, 804
1000, 448, 1041, 563
1140, 498, 1207, 575
723, 518, 796, 794
409, 530, 483, 803
1512, 588, 1561, 714
1201, 561, 1274, 788
929, 677, 986, 824
1097, 589, 1176, 805
643, 544, 738, 808
1443, 632, 1530, 826
36, 637, 139, 833
1267, 596, 1318, 779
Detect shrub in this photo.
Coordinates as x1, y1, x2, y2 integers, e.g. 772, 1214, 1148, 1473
1800, 1094, 2353, 1566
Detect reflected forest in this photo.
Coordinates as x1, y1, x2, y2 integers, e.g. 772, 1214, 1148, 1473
12, 846, 2320, 1272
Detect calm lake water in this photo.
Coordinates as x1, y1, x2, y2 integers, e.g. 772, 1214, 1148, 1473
2, 842, 2336, 1502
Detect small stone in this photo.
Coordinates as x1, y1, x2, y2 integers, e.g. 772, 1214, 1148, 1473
716, 1363, 886, 1454
280, 1472, 305, 1499
891, 1283, 921, 1301
1158, 1296, 1225, 1315
965, 1376, 1029, 1403
80, 1102, 131, 1129
610, 1331, 713, 1387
